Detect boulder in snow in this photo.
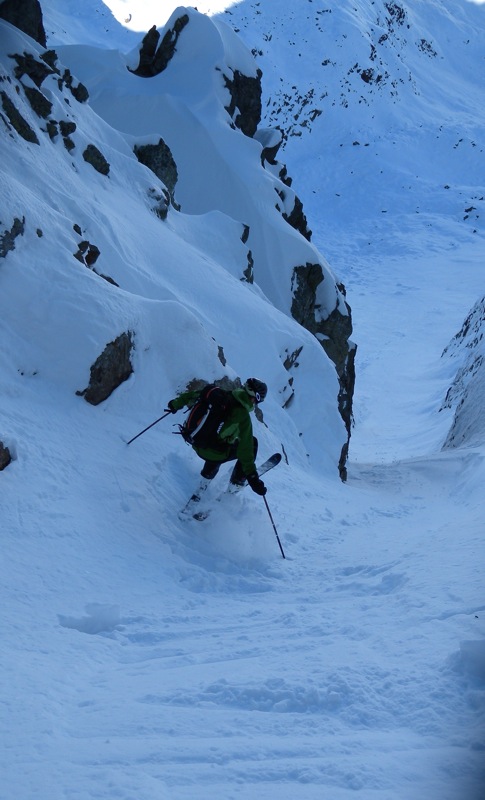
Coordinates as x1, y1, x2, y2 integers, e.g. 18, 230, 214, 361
77, 332, 134, 406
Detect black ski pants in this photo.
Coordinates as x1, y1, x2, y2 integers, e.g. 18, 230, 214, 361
200, 437, 258, 482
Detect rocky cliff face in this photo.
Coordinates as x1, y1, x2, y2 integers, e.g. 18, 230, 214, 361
122, 8, 355, 477
441, 297, 485, 449
0, 0, 46, 46
0, 2, 354, 478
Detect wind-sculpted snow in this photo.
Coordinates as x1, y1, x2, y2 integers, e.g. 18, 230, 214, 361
0, 16, 347, 472
54, 8, 351, 320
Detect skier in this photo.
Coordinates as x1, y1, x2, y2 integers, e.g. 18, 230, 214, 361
167, 378, 268, 495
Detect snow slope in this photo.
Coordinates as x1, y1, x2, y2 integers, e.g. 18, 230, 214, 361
220, 0, 485, 460
1, 2, 484, 799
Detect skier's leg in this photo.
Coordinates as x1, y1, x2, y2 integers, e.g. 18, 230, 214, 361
200, 460, 220, 479
229, 438, 258, 485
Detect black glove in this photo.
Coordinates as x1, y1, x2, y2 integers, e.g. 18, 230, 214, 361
247, 472, 266, 496
166, 400, 177, 414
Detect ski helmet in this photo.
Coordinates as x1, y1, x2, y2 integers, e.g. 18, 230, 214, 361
244, 378, 267, 403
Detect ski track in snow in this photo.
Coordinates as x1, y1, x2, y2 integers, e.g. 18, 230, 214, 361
4, 401, 483, 799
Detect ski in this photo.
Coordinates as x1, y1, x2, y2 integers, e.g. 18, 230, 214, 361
189, 453, 282, 521
225, 452, 282, 495
178, 477, 211, 520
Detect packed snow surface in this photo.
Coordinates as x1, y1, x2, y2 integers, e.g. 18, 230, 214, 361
1, 1, 484, 799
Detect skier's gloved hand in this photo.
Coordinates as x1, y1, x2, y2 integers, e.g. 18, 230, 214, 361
166, 400, 178, 414
247, 472, 266, 496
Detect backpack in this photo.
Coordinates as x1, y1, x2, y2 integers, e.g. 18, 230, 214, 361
179, 384, 233, 449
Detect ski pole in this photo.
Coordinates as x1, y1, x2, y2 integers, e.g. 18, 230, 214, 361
126, 410, 173, 445
263, 495, 286, 559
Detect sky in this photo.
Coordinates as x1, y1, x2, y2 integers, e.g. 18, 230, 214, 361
1, 2, 484, 799
103, 0, 239, 32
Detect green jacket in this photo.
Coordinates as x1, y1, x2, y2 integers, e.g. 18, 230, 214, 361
170, 387, 256, 475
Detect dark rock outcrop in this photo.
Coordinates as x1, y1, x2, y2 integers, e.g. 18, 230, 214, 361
59, 119, 76, 150
147, 187, 172, 220
252, 125, 355, 474
441, 296, 485, 449
22, 84, 52, 118
73, 240, 101, 267
224, 69, 262, 138
134, 139, 178, 197
255, 127, 284, 166
0, 216, 25, 258
0, 0, 46, 47
0, 441, 12, 470
11, 51, 52, 86
73, 238, 118, 286
82, 144, 110, 175
128, 16, 190, 78
279, 192, 312, 241
61, 69, 89, 103
77, 332, 134, 405
4, 49, 88, 156
291, 263, 324, 330
291, 263, 355, 479
240, 224, 254, 283
1, 91, 39, 143
10, 51, 89, 102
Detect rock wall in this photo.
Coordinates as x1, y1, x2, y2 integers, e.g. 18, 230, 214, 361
0, 0, 46, 46
441, 297, 485, 449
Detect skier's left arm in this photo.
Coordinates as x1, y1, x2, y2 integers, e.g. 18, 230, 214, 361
166, 389, 200, 413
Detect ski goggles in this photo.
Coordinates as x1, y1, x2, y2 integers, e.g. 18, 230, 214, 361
246, 388, 263, 403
